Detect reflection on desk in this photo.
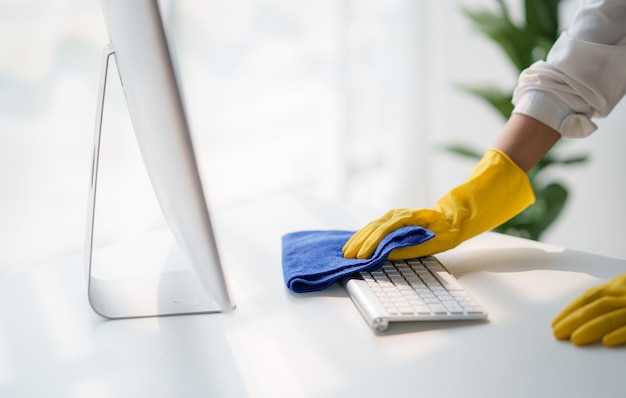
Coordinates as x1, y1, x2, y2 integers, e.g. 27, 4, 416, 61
1, 195, 625, 398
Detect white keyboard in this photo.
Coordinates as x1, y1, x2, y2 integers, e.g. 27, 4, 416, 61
343, 256, 487, 332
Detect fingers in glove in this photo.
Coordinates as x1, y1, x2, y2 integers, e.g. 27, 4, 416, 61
603, 322, 626, 347
387, 242, 435, 261
551, 284, 606, 328
342, 210, 402, 258
571, 306, 626, 346
342, 221, 380, 258
353, 215, 420, 259
553, 297, 626, 342
343, 210, 416, 259
605, 274, 626, 295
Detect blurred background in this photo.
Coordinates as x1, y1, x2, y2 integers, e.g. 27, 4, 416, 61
1, 0, 625, 276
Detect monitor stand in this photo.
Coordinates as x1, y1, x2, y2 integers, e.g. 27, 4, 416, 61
84, 44, 226, 319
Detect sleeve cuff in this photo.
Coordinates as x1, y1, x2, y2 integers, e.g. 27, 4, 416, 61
512, 89, 597, 139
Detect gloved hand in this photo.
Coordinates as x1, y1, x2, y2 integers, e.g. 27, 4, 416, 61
552, 274, 626, 347
342, 148, 535, 260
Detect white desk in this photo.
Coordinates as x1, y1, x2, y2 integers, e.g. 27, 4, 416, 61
1, 195, 625, 397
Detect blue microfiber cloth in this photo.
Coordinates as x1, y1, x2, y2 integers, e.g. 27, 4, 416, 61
281, 226, 434, 293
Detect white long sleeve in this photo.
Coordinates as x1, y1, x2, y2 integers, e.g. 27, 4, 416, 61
512, 0, 626, 138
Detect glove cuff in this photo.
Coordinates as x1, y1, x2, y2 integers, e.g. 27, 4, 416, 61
438, 148, 535, 243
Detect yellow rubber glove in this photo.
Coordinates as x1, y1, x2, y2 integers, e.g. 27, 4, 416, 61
552, 274, 626, 347
342, 148, 535, 260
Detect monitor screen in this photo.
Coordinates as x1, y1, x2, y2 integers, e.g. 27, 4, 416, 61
85, 0, 235, 318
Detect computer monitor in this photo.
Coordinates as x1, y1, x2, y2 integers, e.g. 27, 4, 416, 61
84, 0, 235, 318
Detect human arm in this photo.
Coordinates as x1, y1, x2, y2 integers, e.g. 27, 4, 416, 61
343, 0, 626, 260
498, 0, 626, 167
493, 113, 560, 173
342, 0, 626, 346
341, 113, 558, 260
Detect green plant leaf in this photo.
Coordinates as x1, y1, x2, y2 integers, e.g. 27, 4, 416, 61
540, 182, 568, 229
462, 8, 536, 72
553, 154, 590, 165
456, 84, 514, 120
536, 154, 589, 170
495, 0, 512, 24
525, 0, 561, 40
440, 143, 482, 160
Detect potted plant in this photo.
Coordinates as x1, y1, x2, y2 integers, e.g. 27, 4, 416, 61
446, 0, 589, 240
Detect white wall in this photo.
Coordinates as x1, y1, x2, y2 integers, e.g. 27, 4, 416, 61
0, 2, 106, 275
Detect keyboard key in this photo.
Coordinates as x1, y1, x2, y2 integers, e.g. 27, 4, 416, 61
397, 306, 415, 315
442, 301, 464, 313
428, 303, 448, 314
431, 270, 464, 291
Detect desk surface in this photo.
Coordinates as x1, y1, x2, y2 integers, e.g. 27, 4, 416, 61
1, 195, 625, 398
